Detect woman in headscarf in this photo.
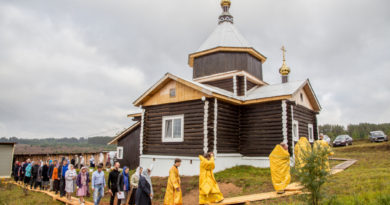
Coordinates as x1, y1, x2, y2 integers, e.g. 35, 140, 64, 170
136, 168, 152, 205
65, 164, 77, 201
129, 167, 142, 205
117, 166, 130, 204
199, 152, 224, 204
76, 166, 90, 205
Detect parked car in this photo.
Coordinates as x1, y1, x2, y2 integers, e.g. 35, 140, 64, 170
369, 131, 388, 142
333, 135, 353, 147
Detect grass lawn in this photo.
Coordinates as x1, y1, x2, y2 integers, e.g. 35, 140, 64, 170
0, 182, 62, 205
256, 140, 390, 204
3, 140, 389, 205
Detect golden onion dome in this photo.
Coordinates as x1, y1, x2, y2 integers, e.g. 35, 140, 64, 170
279, 46, 290, 76
221, 0, 231, 7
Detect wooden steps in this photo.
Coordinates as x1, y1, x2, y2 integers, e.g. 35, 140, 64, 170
212, 158, 357, 205
9, 182, 93, 205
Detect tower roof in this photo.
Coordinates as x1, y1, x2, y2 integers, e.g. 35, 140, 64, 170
188, 0, 266, 67
197, 21, 250, 52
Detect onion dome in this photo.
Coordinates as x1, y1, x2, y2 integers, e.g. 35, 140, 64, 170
279, 46, 291, 76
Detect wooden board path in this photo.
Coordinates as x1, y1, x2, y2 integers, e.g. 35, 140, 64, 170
211, 158, 357, 205
8, 182, 93, 205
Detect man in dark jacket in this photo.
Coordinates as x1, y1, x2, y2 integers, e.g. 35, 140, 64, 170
48, 160, 56, 191
31, 161, 40, 189
58, 160, 68, 197
108, 161, 121, 205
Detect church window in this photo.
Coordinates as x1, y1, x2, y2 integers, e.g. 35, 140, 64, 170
170, 88, 176, 98
117, 146, 123, 159
308, 124, 314, 142
162, 115, 184, 142
293, 120, 299, 141
300, 93, 303, 102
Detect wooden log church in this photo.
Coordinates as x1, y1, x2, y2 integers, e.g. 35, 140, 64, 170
113, 0, 321, 176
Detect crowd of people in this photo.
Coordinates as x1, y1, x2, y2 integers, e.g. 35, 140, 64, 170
11, 135, 333, 205
12, 158, 154, 205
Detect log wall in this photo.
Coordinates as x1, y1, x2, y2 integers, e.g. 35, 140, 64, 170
193, 52, 263, 80
240, 101, 284, 156
117, 125, 140, 170
293, 104, 318, 141
204, 78, 233, 93
143, 100, 205, 156
216, 100, 240, 153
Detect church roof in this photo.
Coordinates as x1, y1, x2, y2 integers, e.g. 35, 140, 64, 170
133, 73, 321, 111
197, 22, 250, 52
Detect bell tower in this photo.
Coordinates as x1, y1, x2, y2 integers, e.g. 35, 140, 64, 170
188, 0, 267, 85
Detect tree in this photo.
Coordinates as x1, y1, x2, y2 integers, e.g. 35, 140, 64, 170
293, 144, 331, 205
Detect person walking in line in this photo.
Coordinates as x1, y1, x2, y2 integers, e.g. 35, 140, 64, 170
13, 161, 20, 182
36, 163, 43, 190
42, 161, 50, 190
52, 162, 60, 194
108, 161, 121, 205
199, 152, 224, 204
129, 167, 141, 205
59, 159, 69, 197
136, 168, 152, 205
269, 142, 291, 194
117, 166, 130, 205
18, 162, 24, 184
31, 161, 40, 189
76, 166, 90, 205
314, 134, 334, 172
65, 164, 77, 201
163, 158, 183, 205
48, 160, 57, 191
92, 164, 106, 205
22, 159, 30, 185
90, 156, 95, 168
294, 136, 311, 169
24, 161, 32, 187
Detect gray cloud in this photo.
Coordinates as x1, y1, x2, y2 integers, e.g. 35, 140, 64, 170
0, 0, 389, 138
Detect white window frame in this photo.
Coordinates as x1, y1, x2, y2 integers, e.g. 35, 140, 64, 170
162, 115, 184, 142
293, 120, 299, 141
117, 146, 123, 159
308, 124, 314, 142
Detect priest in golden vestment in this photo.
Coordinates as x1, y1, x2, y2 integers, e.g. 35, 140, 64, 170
294, 137, 312, 169
269, 143, 291, 194
164, 159, 183, 205
314, 134, 334, 172
199, 153, 224, 204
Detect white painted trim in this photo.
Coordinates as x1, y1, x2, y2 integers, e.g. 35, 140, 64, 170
141, 154, 199, 160
140, 109, 145, 155
291, 105, 296, 160
216, 153, 242, 157
162, 115, 185, 142
282, 100, 288, 144
213, 98, 218, 155
116, 146, 124, 159
203, 100, 209, 154
244, 75, 248, 97
193, 70, 268, 86
308, 123, 314, 142
233, 75, 237, 96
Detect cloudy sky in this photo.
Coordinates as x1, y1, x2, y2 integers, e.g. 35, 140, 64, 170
0, 0, 389, 138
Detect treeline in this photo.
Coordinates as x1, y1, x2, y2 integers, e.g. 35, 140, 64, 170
319, 123, 390, 140
0, 136, 114, 147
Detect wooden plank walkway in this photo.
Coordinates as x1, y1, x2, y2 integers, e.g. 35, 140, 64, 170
8, 182, 93, 205
211, 158, 357, 205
